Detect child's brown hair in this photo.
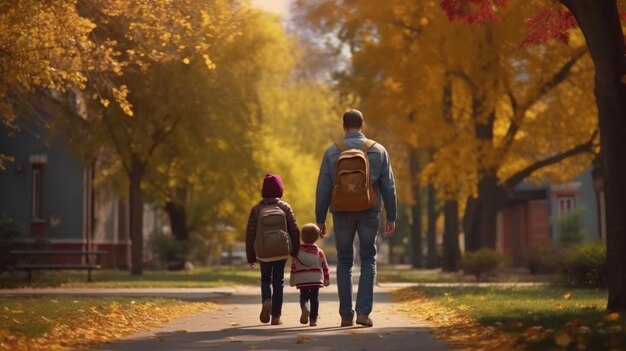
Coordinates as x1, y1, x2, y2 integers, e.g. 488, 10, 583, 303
301, 223, 320, 244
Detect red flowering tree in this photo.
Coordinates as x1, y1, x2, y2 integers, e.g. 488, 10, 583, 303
442, 0, 626, 311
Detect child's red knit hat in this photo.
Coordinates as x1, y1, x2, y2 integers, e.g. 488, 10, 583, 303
262, 173, 283, 198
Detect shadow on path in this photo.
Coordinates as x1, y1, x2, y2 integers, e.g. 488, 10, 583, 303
96, 284, 450, 351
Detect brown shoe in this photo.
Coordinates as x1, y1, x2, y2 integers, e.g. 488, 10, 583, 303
271, 316, 283, 325
259, 299, 271, 324
300, 307, 310, 324
340, 319, 354, 327
356, 315, 373, 327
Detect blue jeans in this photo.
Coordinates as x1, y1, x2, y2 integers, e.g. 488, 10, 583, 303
260, 259, 286, 317
332, 211, 379, 320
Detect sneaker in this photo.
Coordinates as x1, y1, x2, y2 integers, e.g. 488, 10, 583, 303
300, 306, 310, 325
259, 299, 271, 324
340, 319, 354, 327
356, 315, 373, 327
310, 317, 318, 327
271, 316, 283, 325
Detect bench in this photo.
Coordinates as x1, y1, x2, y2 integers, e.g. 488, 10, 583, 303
9, 250, 107, 282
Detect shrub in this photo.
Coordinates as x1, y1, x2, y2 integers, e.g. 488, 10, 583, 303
559, 241, 606, 287
555, 208, 587, 248
146, 232, 189, 270
0, 214, 28, 272
462, 248, 504, 281
525, 244, 561, 275
0, 214, 25, 240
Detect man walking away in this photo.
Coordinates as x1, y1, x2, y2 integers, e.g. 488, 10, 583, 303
315, 109, 397, 327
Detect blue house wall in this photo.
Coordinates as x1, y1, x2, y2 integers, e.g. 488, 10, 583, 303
0, 118, 85, 241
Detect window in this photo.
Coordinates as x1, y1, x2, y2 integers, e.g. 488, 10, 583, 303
557, 196, 575, 215
32, 167, 42, 220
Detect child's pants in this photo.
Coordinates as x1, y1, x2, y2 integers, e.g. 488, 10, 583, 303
299, 287, 320, 320
260, 259, 286, 317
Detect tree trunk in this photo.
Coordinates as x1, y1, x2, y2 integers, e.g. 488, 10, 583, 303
409, 150, 423, 268
426, 185, 438, 268
164, 201, 188, 241
463, 197, 480, 252
477, 173, 498, 249
442, 199, 460, 272
129, 159, 145, 275
463, 174, 499, 251
561, 0, 626, 311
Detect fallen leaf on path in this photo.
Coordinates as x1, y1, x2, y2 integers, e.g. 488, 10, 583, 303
229, 321, 240, 326
605, 313, 620, 322
296, 335, 309, 344
555, 331, 573, 347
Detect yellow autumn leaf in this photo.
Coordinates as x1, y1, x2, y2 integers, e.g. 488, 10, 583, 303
296, 335, 309, 344
605, 312, 620, 322
563, 293, 573, 300
554, 331, 573, 347
183, 57, 190, 64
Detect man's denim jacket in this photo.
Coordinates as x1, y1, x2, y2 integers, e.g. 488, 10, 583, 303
315, 132, 397, 224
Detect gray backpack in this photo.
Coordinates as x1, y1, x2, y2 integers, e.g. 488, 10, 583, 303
254, 203, 291, 261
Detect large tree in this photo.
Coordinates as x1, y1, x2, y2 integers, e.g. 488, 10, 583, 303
442, 0, 626, 312
32, 0, 241, 275
294, 0, 598, 265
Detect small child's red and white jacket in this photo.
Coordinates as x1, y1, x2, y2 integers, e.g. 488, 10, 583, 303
290, 243, 330, 289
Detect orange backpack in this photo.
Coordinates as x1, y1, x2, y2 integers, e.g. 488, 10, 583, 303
331, 139, 377, 212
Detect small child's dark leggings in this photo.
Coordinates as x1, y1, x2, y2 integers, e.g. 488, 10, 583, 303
260, 259, 286, 317
299, 287, 320, 319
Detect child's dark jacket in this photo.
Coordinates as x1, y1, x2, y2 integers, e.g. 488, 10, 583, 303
245, 198, 300, 263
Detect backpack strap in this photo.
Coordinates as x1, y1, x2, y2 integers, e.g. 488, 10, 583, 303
335, 140, 348, 152
360, 139, 376, 153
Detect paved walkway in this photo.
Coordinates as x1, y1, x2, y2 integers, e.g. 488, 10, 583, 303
0, 287, 232, 300
92, 284, 450, 351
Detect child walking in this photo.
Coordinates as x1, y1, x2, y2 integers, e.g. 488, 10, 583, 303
246, 173, 300, 325
290, 223, 330, 326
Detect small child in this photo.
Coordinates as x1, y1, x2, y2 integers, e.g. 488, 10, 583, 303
246, 173, 300, 325
290, 223, 330, 326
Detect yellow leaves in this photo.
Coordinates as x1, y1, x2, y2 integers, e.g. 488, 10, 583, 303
111, 85, 133, 117
183, 58, 191, 65
393, 288, 514, 350
605, 312, 620, 322
1, 299, 218, 351
203, 54, 216, 70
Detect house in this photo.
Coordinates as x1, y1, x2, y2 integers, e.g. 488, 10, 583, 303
0, 116, 136, 268
496, 168, 602, 264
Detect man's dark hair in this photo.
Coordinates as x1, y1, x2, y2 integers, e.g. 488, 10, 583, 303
343, 109, 364, 130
